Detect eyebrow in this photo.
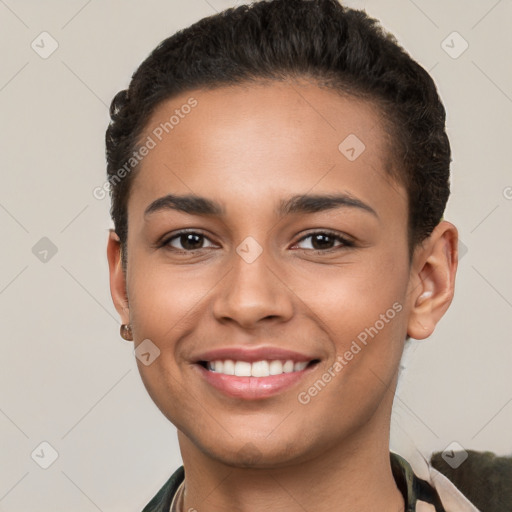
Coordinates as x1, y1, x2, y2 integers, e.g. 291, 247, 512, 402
144, 193, 378, 219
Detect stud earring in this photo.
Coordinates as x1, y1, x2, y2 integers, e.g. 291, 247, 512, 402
120, 323, 133, 341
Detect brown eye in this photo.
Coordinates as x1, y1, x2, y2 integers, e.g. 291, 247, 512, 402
164, 231, 215, 251
295, 231, 353, 251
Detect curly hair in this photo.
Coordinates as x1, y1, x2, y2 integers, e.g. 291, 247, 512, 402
105, 0, 451, 269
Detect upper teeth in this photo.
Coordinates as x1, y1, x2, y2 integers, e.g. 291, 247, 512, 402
206, 359, 309, 377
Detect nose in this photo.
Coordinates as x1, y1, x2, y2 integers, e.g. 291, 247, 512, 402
212, 249, 294, 330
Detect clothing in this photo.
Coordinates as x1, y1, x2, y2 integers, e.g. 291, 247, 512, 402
141, 452, 479, 512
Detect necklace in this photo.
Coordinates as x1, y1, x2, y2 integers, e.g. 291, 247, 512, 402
169, 479, 185, 512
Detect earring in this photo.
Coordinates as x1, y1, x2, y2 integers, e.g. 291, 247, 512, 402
120, 323, 133, 341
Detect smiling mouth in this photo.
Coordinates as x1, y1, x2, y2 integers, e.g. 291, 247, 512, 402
198, 359, 320, 377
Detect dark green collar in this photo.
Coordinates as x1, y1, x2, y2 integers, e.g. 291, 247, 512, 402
141, 452, 446, 511
390, 452, 446, 511
142, 465, 183, 512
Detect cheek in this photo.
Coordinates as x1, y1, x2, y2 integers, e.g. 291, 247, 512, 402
295, 264, 407, 427
127, 258, 215, 339
125, 262, 207, 422
294, 252, 407, 336
296, 250, 409, 396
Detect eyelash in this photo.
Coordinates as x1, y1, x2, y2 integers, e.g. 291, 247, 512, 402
158, 229, 354, 254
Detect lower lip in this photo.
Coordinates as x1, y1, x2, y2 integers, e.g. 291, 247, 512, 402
195, 363, 317, 400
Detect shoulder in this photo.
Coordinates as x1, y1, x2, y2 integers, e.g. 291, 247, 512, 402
391, 451, 481, 511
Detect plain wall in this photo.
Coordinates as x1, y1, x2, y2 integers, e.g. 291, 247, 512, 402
0, 0, 510, 510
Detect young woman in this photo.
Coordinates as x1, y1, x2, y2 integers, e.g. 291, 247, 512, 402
105, 1, 479, 510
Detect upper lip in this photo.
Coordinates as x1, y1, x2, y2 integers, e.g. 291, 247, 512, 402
193, 346, 319, 363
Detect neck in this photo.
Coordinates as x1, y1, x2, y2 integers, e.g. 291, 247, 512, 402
176, 404, 404, 512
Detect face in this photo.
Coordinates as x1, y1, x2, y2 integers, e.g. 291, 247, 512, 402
108, 80, 447, 468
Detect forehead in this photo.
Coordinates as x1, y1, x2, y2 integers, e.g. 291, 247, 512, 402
128, 80, 405, 222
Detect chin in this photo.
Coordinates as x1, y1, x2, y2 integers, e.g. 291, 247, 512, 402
200, 436, 316, 470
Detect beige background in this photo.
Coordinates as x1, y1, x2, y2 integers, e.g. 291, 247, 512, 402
0, 0, 511, 510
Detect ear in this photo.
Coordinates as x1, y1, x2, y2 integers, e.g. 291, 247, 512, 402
407, 221, 458, 340
107, 229, 130, 325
